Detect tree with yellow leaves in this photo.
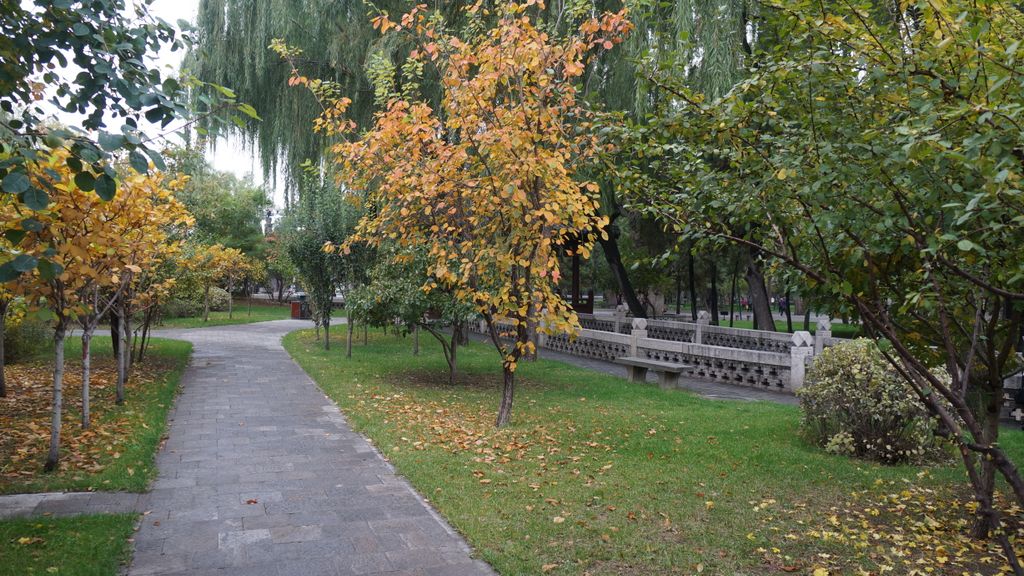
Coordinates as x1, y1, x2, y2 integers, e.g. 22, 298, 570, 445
180, 243, 246, 322
278, 2, 632, 426
1, 151, 192, 468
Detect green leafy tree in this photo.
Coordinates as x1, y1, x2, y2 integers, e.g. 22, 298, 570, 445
279, 172, 356, 350
347, 246, 475, 383
616, 0, 1024, 552
166, 146, 271, 256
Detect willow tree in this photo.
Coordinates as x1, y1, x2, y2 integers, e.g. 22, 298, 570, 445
190, 0, 422, 205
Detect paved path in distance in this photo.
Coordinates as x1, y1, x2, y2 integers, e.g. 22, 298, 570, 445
130, 320, 494, 576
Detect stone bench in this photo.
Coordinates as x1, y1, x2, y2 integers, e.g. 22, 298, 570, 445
615, 356, 691, 390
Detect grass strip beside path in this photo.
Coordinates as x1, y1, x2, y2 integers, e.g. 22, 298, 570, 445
155, 300, 293, 329
0, 337, 191, 494
284, 328, 1024, 575
0, 514, 136, 576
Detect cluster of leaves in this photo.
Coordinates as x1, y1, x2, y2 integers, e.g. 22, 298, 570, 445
2, 150, 193, 320
612, 0, 1024, 542
0, 0, 257, 281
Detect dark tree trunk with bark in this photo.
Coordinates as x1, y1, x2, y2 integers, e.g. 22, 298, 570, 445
110, 309, 120, 364
346, 319, 353, 358
675, 263, 682, 315
0, 300, 7, 398
687, 251, 698, 321
599, 233, 646, 318
496, 366, 515, 427
785, 288, 793, 332
729, 263, 738, 328
709, 261, 720, 325
745, 249, 776, 331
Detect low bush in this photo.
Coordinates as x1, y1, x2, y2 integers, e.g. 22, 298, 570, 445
798, 338, 949, 464
3, 314, 52, 364
159, 287, 231, 318
159, 298, 204, 319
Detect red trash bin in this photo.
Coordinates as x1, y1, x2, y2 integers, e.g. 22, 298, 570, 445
290, 301, 302, 319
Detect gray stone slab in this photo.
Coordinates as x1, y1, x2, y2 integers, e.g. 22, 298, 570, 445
0, 491, 143, 519
125, 320, 494, 576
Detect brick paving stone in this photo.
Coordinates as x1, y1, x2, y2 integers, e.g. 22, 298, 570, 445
124, 320, 495, 576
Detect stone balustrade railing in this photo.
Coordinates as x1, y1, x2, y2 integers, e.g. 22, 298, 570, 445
471, 316, 815, 393
579, 309, 834, 356
470, 312, 1022, 415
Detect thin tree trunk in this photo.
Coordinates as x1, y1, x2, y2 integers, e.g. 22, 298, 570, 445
204, 284, 210, 322
116, 305, 127, 405
785, 288, 794, 332
448, 329, 459, 385
729, 263, 738, 328
709, 261, 720, 326
228, 282, 234, 319
81, 329, 92, 429
324, 322, 330, 351
675, 262, 682, 315
110, 308, 120, 360
346, 319, 353, 358
45, 324, 67, 471
598, 234, 646, 318
363, 324, 368, 345
687, 250, 698, 321
123, 300, 133, 373
804, 307, 811, 332
413, 324, 420, 356
745, 249, 776, 331
0, 300, 7, 398
495, 365, 515, 427
248, 283, 252, 317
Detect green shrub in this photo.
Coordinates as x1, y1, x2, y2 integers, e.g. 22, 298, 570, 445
160, 287, 231, 318
160, 298, 204, 319
797, 338, 949, 464
3, 315, 52, 364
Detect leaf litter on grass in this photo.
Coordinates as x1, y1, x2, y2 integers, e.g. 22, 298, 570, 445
0, 356, 171, 485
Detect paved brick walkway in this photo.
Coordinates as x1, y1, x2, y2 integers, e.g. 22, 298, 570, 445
131, 320, 494, 576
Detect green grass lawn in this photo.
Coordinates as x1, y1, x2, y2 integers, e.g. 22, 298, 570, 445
284, 328, 1024, 575
156, 300, 293, 329
0, 336, 191, 494
723, 318, 861, 338
0, 514, 136, 576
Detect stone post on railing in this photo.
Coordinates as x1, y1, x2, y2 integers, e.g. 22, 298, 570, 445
813, 316, 831, 356
695, 310, 710, 344
629, 317, 648, 357
613, 304, 628, 334
790, 331, 814, 390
